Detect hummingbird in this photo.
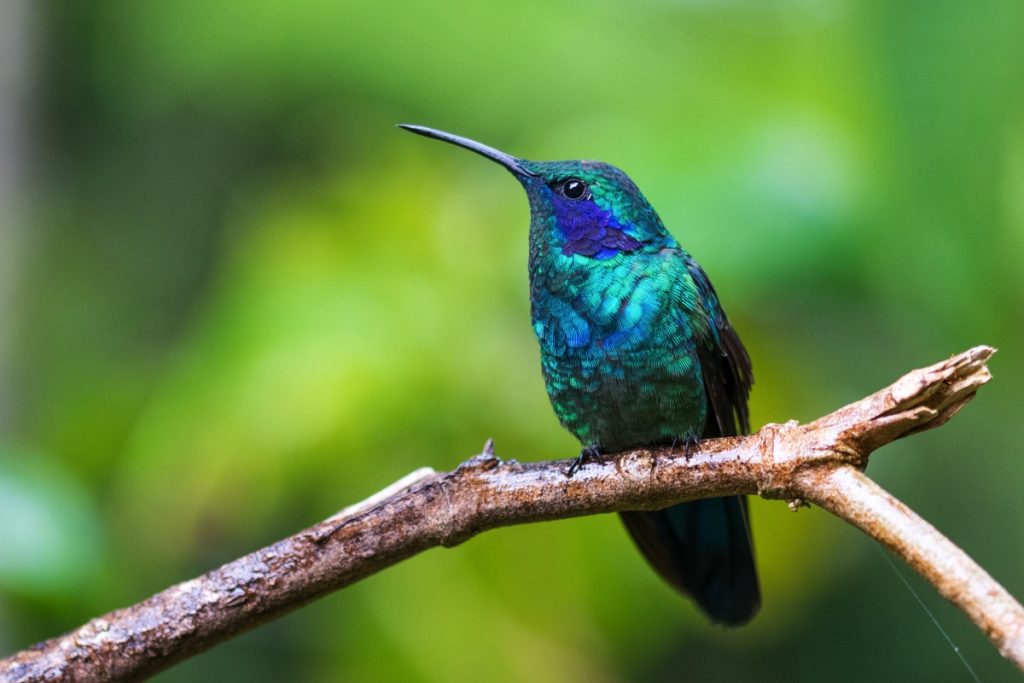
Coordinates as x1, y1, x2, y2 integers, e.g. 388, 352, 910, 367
400, 124, 759, 626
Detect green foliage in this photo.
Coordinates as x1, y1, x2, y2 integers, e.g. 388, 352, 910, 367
2, 1, 1022, 680
0, 447, 101, 597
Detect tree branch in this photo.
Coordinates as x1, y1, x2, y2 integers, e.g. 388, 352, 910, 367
2, 346, 1020, 682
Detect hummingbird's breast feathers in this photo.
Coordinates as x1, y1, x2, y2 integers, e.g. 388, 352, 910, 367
531, 246, 709, 360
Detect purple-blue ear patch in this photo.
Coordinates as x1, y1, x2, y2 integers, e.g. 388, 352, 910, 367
555, 199, 642, 258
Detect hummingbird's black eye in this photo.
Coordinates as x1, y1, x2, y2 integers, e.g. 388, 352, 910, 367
558, 178, 589, 201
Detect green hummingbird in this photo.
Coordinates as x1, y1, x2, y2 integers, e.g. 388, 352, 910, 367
401, 124, 759, 626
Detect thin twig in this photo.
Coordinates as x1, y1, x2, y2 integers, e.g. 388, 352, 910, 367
2, 346, 1018, 682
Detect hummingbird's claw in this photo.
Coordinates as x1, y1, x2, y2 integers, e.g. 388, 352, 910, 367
567, 445, 602, 478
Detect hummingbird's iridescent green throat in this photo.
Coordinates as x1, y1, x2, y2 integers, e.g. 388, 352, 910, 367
401, 124, 760, 626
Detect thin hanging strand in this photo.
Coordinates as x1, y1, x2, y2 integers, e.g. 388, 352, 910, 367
872, 540, 981, 683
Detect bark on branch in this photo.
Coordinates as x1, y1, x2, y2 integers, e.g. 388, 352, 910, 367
2, 346, 1020, 682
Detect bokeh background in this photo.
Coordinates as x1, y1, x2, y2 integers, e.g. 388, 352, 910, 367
1, 2, 1022, 681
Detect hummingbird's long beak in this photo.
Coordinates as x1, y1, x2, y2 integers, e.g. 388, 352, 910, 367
398, 124, 536, 177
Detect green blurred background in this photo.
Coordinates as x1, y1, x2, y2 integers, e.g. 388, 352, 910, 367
1, 1, 1022, 681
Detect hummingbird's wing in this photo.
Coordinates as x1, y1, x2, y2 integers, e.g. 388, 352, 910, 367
683, 255, 753, 437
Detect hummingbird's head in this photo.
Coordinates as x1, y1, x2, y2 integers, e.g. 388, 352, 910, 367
399, 125, 676, 257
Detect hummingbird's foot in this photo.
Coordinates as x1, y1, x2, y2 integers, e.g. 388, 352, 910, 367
673, 433, 700, 458
567, 445, 602, 478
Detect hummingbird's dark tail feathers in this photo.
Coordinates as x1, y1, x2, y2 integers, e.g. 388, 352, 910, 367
620, 496, 760, 626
